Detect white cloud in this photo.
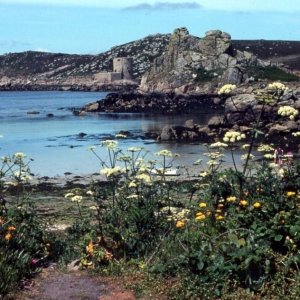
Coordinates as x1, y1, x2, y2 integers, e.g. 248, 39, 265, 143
124, 2, 201, 11
0, 0, 299, 12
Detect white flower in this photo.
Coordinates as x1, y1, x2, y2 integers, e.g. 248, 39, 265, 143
101, 140, 118, 150
210, 142, 228, 148
128, 181, 137, 188
223, 131, 246, 143
218, 84, 236, 95
86, 190, 94, 196
292, 131, 300, 137
278, 106, 298, 119
267, 82, 287, 91
264, 153, 274, 159
241, 154, 255, 160
126, 194, 139, 200
135, 173, 152, 184
156, 149, 173, 157
71, 195, 83, 203
65, 192, 75, 198
257, 144, 274, 152
100, 166, 122, 177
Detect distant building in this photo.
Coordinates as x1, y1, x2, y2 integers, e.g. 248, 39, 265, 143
94, 57, 133, 83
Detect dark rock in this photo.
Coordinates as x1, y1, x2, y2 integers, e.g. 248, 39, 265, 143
27, 111, 40, 115
46, 113, 54, 117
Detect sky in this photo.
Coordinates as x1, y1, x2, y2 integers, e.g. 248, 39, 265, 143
0, 0, 300, 55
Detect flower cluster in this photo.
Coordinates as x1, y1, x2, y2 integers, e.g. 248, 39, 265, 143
257, 144, 274, 152
217, 84, 237, 95
278, 106, 298, 120
65, 193, 83, 203
101, 140, 118, 150
223, 131, 246, 143
156, 149, 173, 157
267, 82, 287, 91
292, 131, 300, 137
100, 166, 122, 177
210, 142, 228, 148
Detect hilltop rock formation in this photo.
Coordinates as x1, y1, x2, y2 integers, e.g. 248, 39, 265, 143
140, 28, 269, 92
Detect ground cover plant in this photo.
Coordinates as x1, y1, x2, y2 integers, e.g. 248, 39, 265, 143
2, 82, 300, 299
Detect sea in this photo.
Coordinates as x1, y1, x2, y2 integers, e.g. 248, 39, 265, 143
0, 91, 244, 176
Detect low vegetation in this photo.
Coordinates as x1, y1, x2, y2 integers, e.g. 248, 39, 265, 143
1, 82, 300, 299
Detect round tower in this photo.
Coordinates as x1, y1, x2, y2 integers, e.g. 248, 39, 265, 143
113, 57, 133, 80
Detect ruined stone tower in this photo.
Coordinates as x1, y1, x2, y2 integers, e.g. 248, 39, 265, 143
113, 57, 133, 80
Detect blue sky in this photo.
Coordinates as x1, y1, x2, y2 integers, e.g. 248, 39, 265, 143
1, 0, 300, 55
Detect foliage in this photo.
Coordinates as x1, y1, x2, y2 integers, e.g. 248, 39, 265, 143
249, 66, 299, 82
0, 154, 52, 298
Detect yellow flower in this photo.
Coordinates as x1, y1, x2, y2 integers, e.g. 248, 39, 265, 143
195, 213, 206, 221
216, 209, 222, 213
239, 200, 248, 206
175, 220, 185, 228
8, 226, 16, 231
287, 191, 296, 197
86, 241, 94, 255
216, 215, 224, 221
199, 202, 207, 208
206, 210, 212, 217
5, 233, 12, 241
226, 196, 236, 202
253, 202, 262, 209
218, 84, 236, 95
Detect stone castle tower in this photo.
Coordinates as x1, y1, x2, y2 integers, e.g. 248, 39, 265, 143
113, 57, 133, 80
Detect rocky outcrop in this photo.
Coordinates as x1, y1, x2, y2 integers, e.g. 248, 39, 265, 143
140, 28, 271, 92
81, 91, 224, 114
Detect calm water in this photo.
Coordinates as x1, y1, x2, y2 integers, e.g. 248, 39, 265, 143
0, 91, 242, 176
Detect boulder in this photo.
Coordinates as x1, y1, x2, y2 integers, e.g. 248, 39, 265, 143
208, 116, 225, 128
225, 94, 257, 113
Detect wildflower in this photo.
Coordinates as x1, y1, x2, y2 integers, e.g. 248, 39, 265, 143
71, 195, 83, 203
292, 131, 300, 137
195, 213, 206, 221
218, 203, 224, 208
216, 215, 224, 221
199, 171, 208, 177
264, 153, 274, 159
100, 166, 122, 177
210, 142, 228, 148
65, 192, 75, 198
257, 144, 274, 152
101, 140, 118, 150
267, 82, 287, 91
239, 200, 248, 206
241, 144, 250, 150
216, 209, 222, 213
5, 233, 12, 241
89, 206, 97, 210
199, 202, 207, 208
287, 191, 296, 197
13, 152, 26, 159
175, 220, 185, 228
253, 202, 262, 209
135, 173, 151, 184
0, 218, 3, 225
104, 249, 113, 261
8, 226, 16, 231
226, 196, 236, 202
218, 84, 236, 95
86, 241, 94, 255
278, 106, 298, 120
126, 194, 139, 200
86, 190, 94, 196
207, 160, 220, 166
278, 168, 285, 178
241, 154, 255, 160
128, 181, 137, 188
156, 149, 173, 157
223, 131, 246, 143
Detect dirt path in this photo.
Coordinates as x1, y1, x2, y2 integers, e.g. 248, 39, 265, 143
17, 265, 136, 300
